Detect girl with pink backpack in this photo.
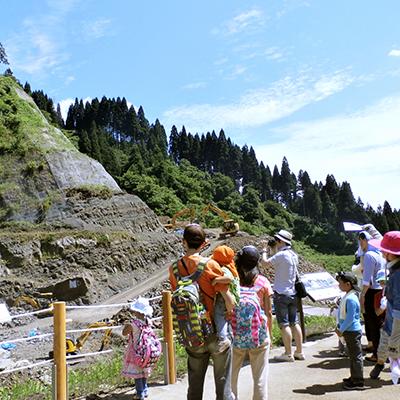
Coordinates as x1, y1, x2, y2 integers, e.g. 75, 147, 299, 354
122, 297, 161, 400
231, 245, 273, 400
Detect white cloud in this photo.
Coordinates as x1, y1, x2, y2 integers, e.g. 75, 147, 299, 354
163, 69, 354, 133
59, 98, 74, 120
6, 12, 69, 79
213, 9, 267, 36
389, 49, 400, 57
182, 82, 207, 90
59, 96, 92, 120
254, 95, 400, 209
83, 18, 114, 39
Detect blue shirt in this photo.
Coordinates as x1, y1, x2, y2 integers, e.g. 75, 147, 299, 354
382, 260, 400, 335
362, 250, 385, 289
338, 292, 362, 332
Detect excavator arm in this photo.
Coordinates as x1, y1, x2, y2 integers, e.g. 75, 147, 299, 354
195, 203, 240, 238
165, 206, 195, 228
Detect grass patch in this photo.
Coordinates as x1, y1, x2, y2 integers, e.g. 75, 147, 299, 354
294, 240, 354, 274
271, 314, 336, 347
0, 378, 49, 400
68, 353, 125, 398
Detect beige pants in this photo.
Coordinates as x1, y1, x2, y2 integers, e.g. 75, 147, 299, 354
231, 338, 270, 400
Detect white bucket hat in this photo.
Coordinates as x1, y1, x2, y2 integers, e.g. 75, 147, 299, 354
130, 297, 153, 317
274, 229, 293, 245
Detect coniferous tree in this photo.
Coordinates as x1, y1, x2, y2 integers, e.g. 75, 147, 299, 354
137, 106, 150, 141
24, 82, 31, 94
179, 126, 191, 162
56, 103, 64, 129
324, 174, 340, 207
337, 181, 357, 223
227, 142, 242, 186
79, 130, 92, 155
304, 183, 322, 221
260, 162, 272, 202
279, 157, 296, 209
320, 189, 338, 223
89, 121, 102, 163
169, 125, 180, 164
271, 165, 281, 203
191, 134, 202, 168
382, 201, 400, 231
248, 146, 262, 191
0, 42, 9, 65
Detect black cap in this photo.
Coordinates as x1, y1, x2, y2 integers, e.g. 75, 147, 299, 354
237, 245, 260, 268
335, 271, 362, 292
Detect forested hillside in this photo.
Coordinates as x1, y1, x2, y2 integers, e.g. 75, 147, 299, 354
19, 81, 400, 254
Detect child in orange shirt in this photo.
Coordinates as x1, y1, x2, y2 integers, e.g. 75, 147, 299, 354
211, 245, 240, 353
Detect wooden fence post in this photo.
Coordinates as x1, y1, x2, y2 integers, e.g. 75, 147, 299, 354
162, 291, 176, 384
297, 297, 306, 343
53, 302, 67, 399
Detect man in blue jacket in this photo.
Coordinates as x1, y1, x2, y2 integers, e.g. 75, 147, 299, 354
368, 231, 400, 379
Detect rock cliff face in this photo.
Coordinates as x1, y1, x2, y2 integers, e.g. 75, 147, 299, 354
0, 76, 180, 306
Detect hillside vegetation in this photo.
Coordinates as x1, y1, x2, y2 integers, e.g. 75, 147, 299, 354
3, 73, 400, 254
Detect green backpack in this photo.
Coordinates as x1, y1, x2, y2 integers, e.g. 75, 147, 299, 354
171, 257, 214, 347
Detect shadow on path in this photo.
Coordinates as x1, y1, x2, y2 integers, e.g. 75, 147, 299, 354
293, 378, 395, 396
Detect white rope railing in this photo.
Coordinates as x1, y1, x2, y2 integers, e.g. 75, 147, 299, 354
66, 325, 123, 335
0, 359, 53, 375
8, 294, 163, 320
9, 307, 53, 320
0, 333, 53, 346
1, 294, 168, 387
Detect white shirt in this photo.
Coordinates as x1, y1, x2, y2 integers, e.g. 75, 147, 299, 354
268, 245, 298, 295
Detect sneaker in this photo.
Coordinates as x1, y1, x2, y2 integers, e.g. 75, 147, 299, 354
338, 351, 347, 357
342, 377, 352, 383
274, 352, 294, 362
342, 380, 365, 390
370, 363, 384, 379
293, 351, 305, 360
214, 338, 231, 354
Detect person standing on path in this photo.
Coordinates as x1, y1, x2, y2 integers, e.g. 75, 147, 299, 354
368, 231, 400, 379
231, 245, 272, 400
358, 231, 386, 363
260, 229, 304, 362
335, 272, 365, 390
169, 223, 235, 400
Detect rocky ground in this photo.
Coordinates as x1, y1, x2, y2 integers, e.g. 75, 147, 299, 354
0, 223, 325, 395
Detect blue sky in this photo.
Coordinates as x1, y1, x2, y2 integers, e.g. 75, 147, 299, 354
2, 0, 400, 211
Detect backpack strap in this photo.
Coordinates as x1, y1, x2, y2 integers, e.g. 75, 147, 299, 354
172, 257, 209, 282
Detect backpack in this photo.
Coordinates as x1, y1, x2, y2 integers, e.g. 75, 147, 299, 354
231, 278, 268, 349
171, 257, 214, 347
131, 319, 162, 368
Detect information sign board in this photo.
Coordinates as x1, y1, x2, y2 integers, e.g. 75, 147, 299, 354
300, 271, 343, 302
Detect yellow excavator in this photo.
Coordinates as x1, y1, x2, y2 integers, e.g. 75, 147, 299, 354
49, 320, 115, 358
164, 206, 195, 229
13, 293, 54, 316
195, 203, 240, 239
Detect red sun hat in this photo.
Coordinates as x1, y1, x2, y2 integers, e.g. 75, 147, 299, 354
369, 231, 400, 255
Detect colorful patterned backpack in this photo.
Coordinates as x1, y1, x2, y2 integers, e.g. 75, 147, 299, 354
171, 257, 214, 347
231, 277, 268, 349
131, 319, 162, 368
